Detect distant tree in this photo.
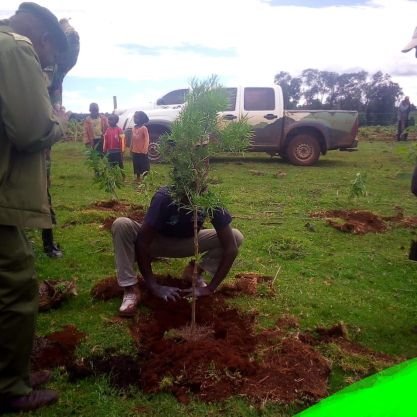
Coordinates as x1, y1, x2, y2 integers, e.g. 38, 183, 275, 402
274, 71, 301, 109
274, 68, 404, 125
364, 71, 402, 125
334, 71, 368, 111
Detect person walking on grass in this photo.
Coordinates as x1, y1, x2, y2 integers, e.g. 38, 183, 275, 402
396, 96, 411, 141
0, 2, 68, 412
103, 114, 125, 170
130, 111, 150, 182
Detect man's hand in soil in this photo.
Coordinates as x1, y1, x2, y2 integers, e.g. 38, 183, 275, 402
149, 283, 182, 302
182, 286, 213, 298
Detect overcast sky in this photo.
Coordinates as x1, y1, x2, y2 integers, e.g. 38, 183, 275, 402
2, 0, 417, 112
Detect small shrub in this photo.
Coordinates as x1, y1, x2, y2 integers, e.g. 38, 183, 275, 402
349, 172, 368, 200
85, 148, 124, 201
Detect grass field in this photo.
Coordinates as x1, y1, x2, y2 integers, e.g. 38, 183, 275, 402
26, 136, 417, 417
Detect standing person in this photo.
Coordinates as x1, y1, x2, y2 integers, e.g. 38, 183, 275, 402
0, 2, 68, 412
42, 22, 80, 259
103, 114, 125, 170
402, 28, 417, 194
111, 185, 243, 316
397, 96, 411, 141
131, 111, 150, 182
83, 102, 108, 152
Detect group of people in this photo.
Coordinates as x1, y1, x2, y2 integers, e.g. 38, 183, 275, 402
83, 103, 151, 181
1, 1, 417, 414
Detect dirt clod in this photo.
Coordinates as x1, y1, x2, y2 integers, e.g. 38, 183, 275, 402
38, 279, 77, 311
31, 325, 85, 370
311, 208, 417, 234
91, 276, 123, 300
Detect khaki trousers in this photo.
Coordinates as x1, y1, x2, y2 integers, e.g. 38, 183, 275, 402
111, 217, 243, 287
0, 225, 37, 398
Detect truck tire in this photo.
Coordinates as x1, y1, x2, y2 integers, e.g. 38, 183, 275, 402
147, 131, 164, 163
286, 134, 320, 166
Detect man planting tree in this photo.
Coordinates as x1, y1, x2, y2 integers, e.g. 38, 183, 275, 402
111, 76, 252, 318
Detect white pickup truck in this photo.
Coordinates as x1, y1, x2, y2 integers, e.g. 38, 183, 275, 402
120, 85, 359, 166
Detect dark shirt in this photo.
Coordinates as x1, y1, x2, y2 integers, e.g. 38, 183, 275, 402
144, 187, 232, 238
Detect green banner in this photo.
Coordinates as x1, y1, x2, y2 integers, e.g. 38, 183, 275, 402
295, 358, 417, 417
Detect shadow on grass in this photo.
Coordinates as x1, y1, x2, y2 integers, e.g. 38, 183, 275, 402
210, 155, 353, 168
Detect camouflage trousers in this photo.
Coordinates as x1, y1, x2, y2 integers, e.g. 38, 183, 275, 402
0, 225, 38, 398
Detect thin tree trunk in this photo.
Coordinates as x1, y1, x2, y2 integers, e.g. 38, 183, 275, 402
191, 206, 199, 331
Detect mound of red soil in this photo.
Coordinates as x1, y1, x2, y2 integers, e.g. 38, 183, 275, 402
49, 275, 398, 407
31, 325, 85, 370
311, 208, 417, 235
311, 210, 387, 234
122, 279, 330, 405
101, 209, 145, 230
88, 200, 146, 230
90, 276, 124, 300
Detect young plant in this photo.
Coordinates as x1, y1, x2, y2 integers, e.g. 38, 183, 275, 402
349, 172, 368, 200
160, 75, 252, 331
85, 148, 124, 201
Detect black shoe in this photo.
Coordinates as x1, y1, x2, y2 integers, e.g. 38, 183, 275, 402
2, 389, 58, 412
30, 370, 52, 388
45, 243, 63, 258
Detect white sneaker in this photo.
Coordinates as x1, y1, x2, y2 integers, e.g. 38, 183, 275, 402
119, 287, 140, 317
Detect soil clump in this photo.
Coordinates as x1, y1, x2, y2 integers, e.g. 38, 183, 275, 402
311, 208, 417, 234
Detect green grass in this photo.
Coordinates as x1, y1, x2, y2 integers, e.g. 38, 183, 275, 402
26, 136, 417, 416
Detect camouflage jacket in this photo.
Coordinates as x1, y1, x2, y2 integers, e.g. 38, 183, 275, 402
0, 23, 64, 228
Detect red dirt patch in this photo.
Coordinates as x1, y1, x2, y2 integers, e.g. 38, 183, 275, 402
31, 325, 85, 370
311, 210, 387, 234
88, 200, 146, 230
86, 275, 330, 404
65, 276, 398, 407
122, 277, 331, 405
90, 276, 124, 300
101, 209, 145, 230
311, 208, 417, 234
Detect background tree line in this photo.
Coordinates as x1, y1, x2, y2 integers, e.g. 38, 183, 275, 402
274, 69, 415, 126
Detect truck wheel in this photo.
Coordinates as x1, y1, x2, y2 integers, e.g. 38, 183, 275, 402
286, 134, 320, 166
148, 142, 161, 162
148, 132, 162, 162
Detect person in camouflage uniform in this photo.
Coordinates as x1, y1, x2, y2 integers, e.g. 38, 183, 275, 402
0, 2, 68, 412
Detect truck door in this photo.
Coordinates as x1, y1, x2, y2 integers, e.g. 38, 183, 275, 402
220, 87, 239, 119
242, 87, 284, 148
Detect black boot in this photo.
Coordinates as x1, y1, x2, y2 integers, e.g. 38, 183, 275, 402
42, 228, 63, 258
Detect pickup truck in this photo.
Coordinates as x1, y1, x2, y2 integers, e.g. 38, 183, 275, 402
120, 85, 359, 166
